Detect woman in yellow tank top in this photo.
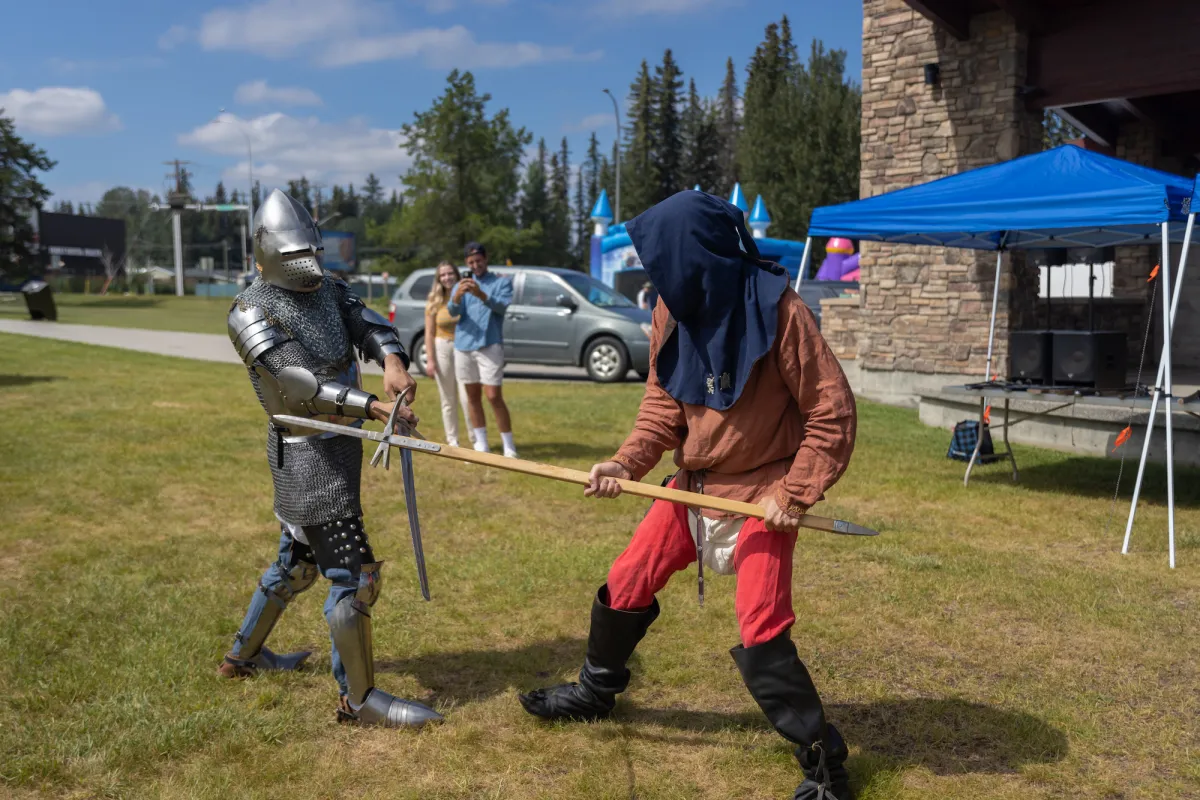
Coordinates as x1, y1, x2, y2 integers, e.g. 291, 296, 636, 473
425, 261, 472, 447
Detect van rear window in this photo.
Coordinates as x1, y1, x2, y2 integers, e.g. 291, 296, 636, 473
409, 274, 434, 300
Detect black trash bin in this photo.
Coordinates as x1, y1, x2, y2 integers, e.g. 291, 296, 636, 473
21, 280, 58, 321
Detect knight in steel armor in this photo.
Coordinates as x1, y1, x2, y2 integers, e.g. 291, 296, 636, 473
219, 189, 442, 728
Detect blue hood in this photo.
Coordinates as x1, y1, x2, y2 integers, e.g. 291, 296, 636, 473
626, 190, 789, 410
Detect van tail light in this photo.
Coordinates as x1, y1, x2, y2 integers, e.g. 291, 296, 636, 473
388, 303, 396, 323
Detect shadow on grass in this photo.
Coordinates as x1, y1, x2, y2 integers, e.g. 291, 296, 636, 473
975, 457, 1200, 508
0, 374, 63, 388
377, 636, 587, 702
628, 697, 1067, 776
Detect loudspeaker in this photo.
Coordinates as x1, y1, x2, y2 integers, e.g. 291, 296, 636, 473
1008, 331, 1053, 383
20, 280, 57, 321
1051, 330, 1127, 389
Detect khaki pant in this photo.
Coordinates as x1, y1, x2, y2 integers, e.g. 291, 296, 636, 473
433, 337, 470, 446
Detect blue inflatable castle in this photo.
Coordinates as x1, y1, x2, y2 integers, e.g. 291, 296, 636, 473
588, 184, 811, 300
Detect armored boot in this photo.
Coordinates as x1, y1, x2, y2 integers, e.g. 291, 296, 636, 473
732, 633, 852, 800
218, 557, 318, 678
328, 591, 443, 728
519, 585, 660, 721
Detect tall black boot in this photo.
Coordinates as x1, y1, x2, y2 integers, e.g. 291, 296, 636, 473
732, 633, 852, 800
520, 585, 660, 721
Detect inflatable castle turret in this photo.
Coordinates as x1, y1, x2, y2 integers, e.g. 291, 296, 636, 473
590, 189, 613, 237
748, 195, 771, 239
728, 182, 750, 218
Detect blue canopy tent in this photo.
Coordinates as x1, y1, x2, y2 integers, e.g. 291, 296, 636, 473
804, 145, 1197, 566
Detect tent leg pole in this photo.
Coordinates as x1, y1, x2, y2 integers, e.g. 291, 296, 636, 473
1160, 223, 1176, 568
795, 237, 812, 291
1122, 212, 1193, 555
983, 250, 1003, 382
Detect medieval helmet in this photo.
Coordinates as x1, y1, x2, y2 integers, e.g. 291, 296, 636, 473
253, 189, 324, 291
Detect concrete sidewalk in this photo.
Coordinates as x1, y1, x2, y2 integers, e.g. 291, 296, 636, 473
0, 319, 629, 381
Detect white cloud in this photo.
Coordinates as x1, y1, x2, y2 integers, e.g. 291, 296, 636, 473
158, 24, 191, 50
603, 0, 728, 15
423, 0, 510, 11
194, 0, 599, 67
180, 112, 410, 190
0, 87, 121, 136
235, 79, 323, 107
323, 25, 601, 68
564, 112, 615, 133
198, 0, 385, 58
48, 56, 165, 74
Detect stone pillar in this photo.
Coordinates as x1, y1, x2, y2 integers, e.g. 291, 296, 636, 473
854, 0, 1042, 384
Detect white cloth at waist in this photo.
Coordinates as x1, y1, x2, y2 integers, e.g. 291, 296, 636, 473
686, 510, 745, 576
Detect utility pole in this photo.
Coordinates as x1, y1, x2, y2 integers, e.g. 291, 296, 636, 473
164, 159, 191, 297
150, 161, 248, 296
240, 222, 248, 279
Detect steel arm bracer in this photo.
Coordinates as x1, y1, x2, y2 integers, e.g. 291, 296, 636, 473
229, 303, 290, 366
335, 279, 409, 368
276, 367, 377, 419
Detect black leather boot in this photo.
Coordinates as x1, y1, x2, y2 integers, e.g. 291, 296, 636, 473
732, 633, 852, 800
520, 585, 660, 721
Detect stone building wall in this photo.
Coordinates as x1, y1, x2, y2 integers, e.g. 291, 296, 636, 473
827, 1, 1199, 389
842, 0, 1043, 379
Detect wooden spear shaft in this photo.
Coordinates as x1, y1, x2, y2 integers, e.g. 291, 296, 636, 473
271, 415, 878, 537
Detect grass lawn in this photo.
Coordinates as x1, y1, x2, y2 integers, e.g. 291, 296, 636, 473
1, 333, 1197, 800
0, 291, 393, 336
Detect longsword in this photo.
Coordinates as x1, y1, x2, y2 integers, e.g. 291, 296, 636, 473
274, 415, 881, 537
367, 397, 430, 601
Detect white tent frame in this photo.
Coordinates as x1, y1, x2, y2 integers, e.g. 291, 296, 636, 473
1122, 212, 1195, 568
803, 219, 1196, 568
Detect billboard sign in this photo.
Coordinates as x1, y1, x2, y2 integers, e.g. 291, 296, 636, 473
37, 211, 125, 274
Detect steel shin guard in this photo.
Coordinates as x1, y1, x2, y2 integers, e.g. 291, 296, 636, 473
226, 561, 318, 674
326, 592, 443, 728
519, 585, 660, 721
731, 633, 851, 800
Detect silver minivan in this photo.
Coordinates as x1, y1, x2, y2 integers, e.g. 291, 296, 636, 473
388, 266, 653, 383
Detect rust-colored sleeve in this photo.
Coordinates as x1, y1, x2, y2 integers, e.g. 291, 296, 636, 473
611, 303, 685, 480
774, 291, 857, 516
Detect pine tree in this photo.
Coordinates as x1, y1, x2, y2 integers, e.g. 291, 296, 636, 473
214, 181, 228, 204
652, 49, 684, 203
742, 20, 793, 225
622, 60, 659, 218
716, 57, 742, 194
598, 154, 615, 211
573, 168, 590, 268
682, 81, 722, 194
518, 138, 550, 243
585, 132, 602, 211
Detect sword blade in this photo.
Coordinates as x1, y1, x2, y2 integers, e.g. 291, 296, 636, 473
271, 415, 880, 537
398, 446, 431, 601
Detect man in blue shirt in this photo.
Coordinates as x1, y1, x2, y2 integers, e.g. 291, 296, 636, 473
447, 242, 518, 457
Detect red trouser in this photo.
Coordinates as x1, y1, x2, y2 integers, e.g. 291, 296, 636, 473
606, 484, 798, 648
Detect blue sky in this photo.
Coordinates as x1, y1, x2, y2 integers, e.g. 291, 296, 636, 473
0, 0, 862, 207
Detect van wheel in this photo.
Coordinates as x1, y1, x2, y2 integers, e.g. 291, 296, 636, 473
584, 337, 629, 383
413, 335, 429, 377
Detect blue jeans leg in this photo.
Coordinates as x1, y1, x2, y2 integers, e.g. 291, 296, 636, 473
231, 526, 306, 657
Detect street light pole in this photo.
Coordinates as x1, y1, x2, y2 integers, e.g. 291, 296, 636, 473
602, 88, 621, 224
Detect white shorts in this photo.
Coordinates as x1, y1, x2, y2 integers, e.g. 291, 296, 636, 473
455, 342, 505, 386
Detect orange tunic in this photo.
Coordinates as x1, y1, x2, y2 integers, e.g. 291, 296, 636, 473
611, 288, 857, 519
